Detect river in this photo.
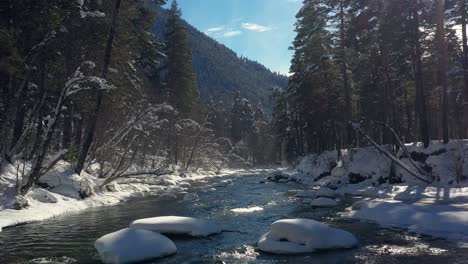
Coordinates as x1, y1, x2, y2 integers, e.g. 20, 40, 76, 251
1, 173, 468, 263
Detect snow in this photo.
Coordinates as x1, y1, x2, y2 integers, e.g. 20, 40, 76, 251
308, 197, 337, 207
95, 228, 176, 264
257, 219, 358, 254
316, 187, 336, 198
129, 216, 222, 237
295, 189, 317, 198
346, 199, 468, 241
0, 159, 253, 232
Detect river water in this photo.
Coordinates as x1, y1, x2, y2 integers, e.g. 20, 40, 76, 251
1, 173, 468, 263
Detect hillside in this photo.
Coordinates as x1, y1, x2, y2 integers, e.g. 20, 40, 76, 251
152, 8, 288, 112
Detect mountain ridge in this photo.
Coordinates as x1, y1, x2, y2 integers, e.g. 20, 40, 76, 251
152, 7, 288, 112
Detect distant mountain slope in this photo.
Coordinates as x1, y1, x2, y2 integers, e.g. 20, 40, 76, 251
152, 8, 288, 112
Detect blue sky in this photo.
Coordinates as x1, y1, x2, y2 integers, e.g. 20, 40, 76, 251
164, 0, 303, 75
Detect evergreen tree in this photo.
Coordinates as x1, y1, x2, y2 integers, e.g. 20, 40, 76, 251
165, 0, 201, 119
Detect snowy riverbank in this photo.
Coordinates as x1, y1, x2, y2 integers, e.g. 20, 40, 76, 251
0, 160, 260, 232
275, 140, 468, 242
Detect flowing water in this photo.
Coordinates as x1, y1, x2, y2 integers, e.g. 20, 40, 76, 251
1, 173, 468, 264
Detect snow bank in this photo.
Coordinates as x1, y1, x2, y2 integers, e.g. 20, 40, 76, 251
95, 228, 176, 264
0, 159, 250, 232
347, 200, 468, 241
257, 219, 358, 254
129, 216, 222, 237
293, 140, 468, 187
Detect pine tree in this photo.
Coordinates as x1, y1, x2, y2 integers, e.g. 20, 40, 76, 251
165, 0, 201, 119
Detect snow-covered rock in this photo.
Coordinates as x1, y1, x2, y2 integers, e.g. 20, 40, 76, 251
130, 216, 222, 237
158, 192, 178, 200
183, 193, 199, 202
27, 189, 58, 204
105, 182, 122, 193
257, 219, 358, 254
345, 146, 392, 184
39, 161, 96, 199
266, 170, 289, 182
316, 187, 336, 198
295, 190, 317, 198
179, 182, 192, 188
95, 228, 176, 264
302, 198, 313, 204
309, 198, 337, 207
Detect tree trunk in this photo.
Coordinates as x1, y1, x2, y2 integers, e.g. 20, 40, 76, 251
436, 0, 449, 144
61, 108, 72, 149
339, 0, 353, 147
411, 1, 430, 147
461, 0, 468, 138
75, 0, 122, 175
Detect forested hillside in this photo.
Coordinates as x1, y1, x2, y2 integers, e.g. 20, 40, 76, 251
153, 7, 288, 111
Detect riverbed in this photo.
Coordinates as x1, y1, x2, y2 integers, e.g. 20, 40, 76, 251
1, 173, 468, 263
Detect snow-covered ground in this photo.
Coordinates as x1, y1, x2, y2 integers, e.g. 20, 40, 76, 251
0, 160, 259, 232
278, 140, 468, 243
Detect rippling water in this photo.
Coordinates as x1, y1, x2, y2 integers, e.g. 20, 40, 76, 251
1, 174, 468, 263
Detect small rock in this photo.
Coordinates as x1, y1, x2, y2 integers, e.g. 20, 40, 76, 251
12, 196, 29, 210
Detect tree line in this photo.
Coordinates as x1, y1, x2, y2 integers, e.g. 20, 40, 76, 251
0, 0, 279, 197
273, 0, 468, 162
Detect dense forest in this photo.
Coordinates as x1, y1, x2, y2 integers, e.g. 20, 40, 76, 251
1, 0, 468, 198
274, 0, 468, 162
0, 0, 282, 198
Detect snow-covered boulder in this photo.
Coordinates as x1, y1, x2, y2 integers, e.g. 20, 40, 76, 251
27, 188, 58, 204
39, 161, 96, 199
158, 192, 178, 200
257, 219, 358, 254
316, 187, 336, 198
130, 216, 222, 237
345, 146, 392, 184
12, 195, 29, 210
105, 182, 122, 193
95, 228, 176, 264
302, 198, 313, 204
266, 170, 289, 182
179, 182, 192, 188
295, 190, 317, 198
309, 198, 337, 207
183, 193, 199, 202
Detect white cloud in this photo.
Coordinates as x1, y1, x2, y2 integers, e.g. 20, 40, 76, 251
206, 26, 224, 33
223, 30, 242, 37
241, 23, 271, 32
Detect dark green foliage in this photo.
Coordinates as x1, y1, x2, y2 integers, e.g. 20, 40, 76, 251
164, 0, 201, 119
